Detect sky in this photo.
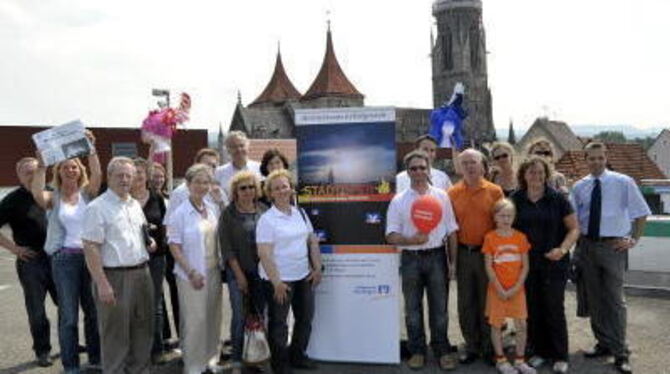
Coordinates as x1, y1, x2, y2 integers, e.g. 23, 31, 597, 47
1, 0, 669, 133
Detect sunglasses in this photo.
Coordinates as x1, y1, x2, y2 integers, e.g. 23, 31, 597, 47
493, 153, 509, 160
238, 185, 256, 191
409, 166, 428, 172
534, 151, 552, 157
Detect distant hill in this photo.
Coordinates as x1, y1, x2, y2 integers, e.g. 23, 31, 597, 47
496, 124, 667, 141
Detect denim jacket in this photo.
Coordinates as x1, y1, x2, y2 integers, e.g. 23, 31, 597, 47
44, 189, 91, 255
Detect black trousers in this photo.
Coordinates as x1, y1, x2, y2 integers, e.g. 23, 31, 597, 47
263, 278, 314, 373
525, 265, 568, 361
16, 254, 58, 356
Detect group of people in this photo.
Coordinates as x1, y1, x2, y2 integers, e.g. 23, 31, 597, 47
388, 135, 649, 374
0, 129, 650, 374
1, 130, 321, 374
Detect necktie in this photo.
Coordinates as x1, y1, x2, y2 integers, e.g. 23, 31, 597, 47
587, 178, 601, 239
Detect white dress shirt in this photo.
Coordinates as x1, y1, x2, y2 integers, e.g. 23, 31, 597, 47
396, 168, 452, 192
386, 185, 459, 251
571, 169, 651, 237
82, 190, 149, 267
167, 199, 220, 281
256, 205, 313, 282
214, 160, 262, 198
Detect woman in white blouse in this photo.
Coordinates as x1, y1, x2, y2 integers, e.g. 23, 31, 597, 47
257, 169, 323, 374
167, 164, 221, 374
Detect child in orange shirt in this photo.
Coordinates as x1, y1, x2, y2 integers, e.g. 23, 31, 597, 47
483, 199, 535, 374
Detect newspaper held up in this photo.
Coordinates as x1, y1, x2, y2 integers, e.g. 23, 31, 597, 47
32, 120, 93, 167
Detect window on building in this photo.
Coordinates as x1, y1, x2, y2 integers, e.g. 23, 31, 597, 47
469, 26, 480, 71
442, 31, 453, 71
112, 142, 138, 158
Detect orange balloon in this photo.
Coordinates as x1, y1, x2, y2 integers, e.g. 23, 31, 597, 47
411, 195, 443, 234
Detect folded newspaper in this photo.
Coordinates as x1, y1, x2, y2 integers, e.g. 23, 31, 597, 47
32, 120, 92, 166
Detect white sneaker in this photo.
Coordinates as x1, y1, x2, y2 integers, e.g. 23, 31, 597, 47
496, 361, 517, 374
528, 355, 545, 368
515, 361, 537, 374
553, 360, 569, 373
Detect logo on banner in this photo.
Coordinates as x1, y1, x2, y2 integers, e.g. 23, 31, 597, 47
365, 212, 381, 224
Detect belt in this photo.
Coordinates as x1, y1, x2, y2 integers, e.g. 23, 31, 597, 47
583, 236, 623, 242
104, 262, 148, 271
59, 247, 84, 254
403, 246, 443, 255
458, 243, 482, 252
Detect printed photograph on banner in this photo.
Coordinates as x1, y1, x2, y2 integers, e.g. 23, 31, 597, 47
297, 121, 395, 202
302, 202, 388, 245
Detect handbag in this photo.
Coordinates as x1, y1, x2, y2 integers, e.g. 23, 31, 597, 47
242, 311, 271, 365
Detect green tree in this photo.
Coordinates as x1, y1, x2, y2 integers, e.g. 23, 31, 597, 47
594, 131, 627, 143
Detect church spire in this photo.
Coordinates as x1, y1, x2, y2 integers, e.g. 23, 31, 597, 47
249, 46, 302, 108
301, 24, 364, 104
507, 118, 516, 144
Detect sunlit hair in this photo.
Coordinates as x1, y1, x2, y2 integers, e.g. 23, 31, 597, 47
16, 157, 37, 175
185, 163, 214, 183
490, 142, 516, 165
107, 157, 135, 178
492, 198, 516, 216
526, 137, 556, 161
414, 134, 438, 148
229, 170, 261, 202
132, 157, 149, 175
263, 169, 294, 200
51, 158, 89, 190
516, 156, 551, 191
225, 131, 250, 148
194, 148, 220, 164
403, 150, 430, 169
260, 148, 289, 177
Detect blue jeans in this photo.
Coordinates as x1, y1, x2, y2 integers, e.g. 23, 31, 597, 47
400, 248, 450, 356
227, 268, 265, 363
16, 253, 58, 356
149, 255, 166, 355
51, 251, 100, 371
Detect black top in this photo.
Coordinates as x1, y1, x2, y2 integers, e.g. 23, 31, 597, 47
0, 186, 47, 251
511, 186, 574, 278
219, 202, 268, 273
142, 190, 167, 257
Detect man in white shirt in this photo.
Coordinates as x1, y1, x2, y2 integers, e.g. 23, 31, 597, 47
83, 157, 156, 374
571, 142, 650, 374
396, 135, 452, 192
215, 131, 261, 197
386, 150, 459, 371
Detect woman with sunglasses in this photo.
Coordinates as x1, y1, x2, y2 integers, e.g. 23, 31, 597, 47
526, 139, 568, 195
219, 171, 268, 374
489, 141, 518, 196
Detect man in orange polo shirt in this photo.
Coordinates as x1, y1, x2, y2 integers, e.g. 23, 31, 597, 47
448, 149, 503, 365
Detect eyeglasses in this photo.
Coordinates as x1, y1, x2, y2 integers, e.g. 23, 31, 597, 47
238, 185, 256, 191
534, 151, 552, 157
408, 166, 428, 172
493, 153, 509, 161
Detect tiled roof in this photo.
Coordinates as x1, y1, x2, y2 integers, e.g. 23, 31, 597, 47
249, 50, 302, 107
517, 117, 583, 154
301, 28, 364, 101
556, 143, 666, 184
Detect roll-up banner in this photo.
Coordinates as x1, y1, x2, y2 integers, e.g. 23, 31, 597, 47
295, 107, 400, 364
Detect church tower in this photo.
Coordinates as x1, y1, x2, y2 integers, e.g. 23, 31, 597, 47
432, 0, 495, 144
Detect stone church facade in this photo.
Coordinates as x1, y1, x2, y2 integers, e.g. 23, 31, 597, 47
229, 0, 495, 145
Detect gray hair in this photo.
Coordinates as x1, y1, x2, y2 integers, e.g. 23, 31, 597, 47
225, 130, 249, 148
185, 163, 214, 183
107, 157, 135, 177
403, 150, 430, 169
457, 148, 485, 165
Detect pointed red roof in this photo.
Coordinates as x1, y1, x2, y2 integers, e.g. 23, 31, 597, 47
302, 28, 363, 101
249, 50, 302, 107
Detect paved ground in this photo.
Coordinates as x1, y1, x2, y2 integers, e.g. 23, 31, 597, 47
1, 249, 669, 374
